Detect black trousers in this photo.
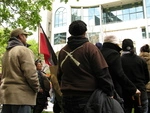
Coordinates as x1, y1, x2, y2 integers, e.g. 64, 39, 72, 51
33, 98, 47, 113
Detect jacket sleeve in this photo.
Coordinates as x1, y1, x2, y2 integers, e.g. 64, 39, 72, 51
19, 48, 39, 93
112, 53, 137, 96
91, 49, 114, 96
142, 59, 149, 84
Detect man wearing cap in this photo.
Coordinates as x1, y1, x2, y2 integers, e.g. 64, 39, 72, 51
0, 28, 39, 113
57, 20, 114, 113
121, 39, 149, 113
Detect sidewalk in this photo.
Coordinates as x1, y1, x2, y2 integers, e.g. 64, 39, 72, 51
43, 101, 54, 112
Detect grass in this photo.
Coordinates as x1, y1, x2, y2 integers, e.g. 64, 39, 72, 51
42, 111, 53, 113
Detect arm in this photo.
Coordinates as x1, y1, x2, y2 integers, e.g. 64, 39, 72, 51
91, 48, 114, 96
20, 48, 39, 92
111, 53, 137, 96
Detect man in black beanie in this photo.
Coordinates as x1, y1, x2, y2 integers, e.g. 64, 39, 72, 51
57, 20, 115, 113
121, 39, 149, 113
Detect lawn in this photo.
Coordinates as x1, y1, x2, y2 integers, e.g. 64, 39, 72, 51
42, 111, 53, 113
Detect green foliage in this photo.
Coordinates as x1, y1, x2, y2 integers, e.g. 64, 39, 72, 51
0, 28, 10, 65
27, 39, 44, 61
60, 0, 79, 3
0, 0, 53, 31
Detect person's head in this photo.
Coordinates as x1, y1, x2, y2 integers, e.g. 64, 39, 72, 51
104, 35, 119, 45
95, 42, 103, 50
69, 20, 87, 36
122, 39, 135, 55
10, 28, 29, 45
122, 39, 134, 51
140, 44, 150, 53
35, 59, 42, 70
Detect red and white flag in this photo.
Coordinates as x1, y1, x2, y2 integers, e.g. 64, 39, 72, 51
38, 24, 57, 66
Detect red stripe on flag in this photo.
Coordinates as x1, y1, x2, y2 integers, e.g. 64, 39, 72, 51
38, 25, 57, 66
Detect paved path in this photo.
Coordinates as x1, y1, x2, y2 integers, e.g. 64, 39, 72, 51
43, 102, 54, 112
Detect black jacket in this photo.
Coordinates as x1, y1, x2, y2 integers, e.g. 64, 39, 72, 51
101, 42, 136, 97
121, 52, 149, 101
84, 89, 124, 113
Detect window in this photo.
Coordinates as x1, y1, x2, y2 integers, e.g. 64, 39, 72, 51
88, 32, 100, 44
71, 8, 81, 22
54, 32, 66, 45
142, 28, 146, 39
71, 6, 100, 26
147, 7, 150, 18
83, 7, 100, 26
103, 2, 144, 24
148, 26, 150, 38
54, 7, 67, 27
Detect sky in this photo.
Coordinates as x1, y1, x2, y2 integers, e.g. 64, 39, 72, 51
27, 9, 47, 43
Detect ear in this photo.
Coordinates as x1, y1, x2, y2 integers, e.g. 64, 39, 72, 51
18, 34, 22, 39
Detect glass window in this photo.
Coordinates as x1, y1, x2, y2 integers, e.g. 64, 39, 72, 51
54, 7, 67, 27
116, 15, 123, 22
71, 8, 81, 22
83, 6, 100, 26
129, 7, 136, 13
147, 7, 150, 18
54, 32, 66, 45
130, 13, 136, 20
116, 10, 122, 15
148, 26, 150, 38
123, 14, 130, 21
146, 0, 150, 6
111, 11, 116, 16
137, 12, 143, 19
136, 6, 143, 12
142, 28, 146, 39
88, 32, 100, 44
123, 8, 129, 14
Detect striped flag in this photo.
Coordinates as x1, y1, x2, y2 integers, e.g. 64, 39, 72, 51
38, 24, 57, 66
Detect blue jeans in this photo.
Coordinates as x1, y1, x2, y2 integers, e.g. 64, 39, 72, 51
62, 95, 90, 113
1, 105, 31, 113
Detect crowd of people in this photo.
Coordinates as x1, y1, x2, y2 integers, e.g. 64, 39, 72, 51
0, 20, 150, 113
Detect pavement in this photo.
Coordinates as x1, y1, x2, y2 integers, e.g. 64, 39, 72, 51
43, 101, 54, 112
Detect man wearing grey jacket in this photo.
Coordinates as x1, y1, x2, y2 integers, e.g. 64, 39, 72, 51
0, 28, 39, 113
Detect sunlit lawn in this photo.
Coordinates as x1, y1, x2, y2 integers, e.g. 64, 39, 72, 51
42, 111, 53, 113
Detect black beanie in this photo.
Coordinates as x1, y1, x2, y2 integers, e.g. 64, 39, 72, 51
69, 20, 87, 36
122, 39, 134, 51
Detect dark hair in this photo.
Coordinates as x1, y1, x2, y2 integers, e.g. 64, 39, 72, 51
140, 44, 150, 53
35, 59, 42, 66
69, 20, 87, 36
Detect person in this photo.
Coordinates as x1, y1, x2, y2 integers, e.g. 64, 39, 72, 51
95, 42, 103, 50
57, 20, 115, 113
0, 28, 39, 113
101, 35, 140, 99
33, 59, 51, 113
139, 44, 150, 113
121, 39, 149, 113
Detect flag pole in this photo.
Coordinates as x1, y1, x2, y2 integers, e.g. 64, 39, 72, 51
38, 23, 40, 57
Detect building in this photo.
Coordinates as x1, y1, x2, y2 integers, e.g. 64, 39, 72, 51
44, 0, 150, 54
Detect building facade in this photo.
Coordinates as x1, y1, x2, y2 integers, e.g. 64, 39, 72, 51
46, 0, 150, 54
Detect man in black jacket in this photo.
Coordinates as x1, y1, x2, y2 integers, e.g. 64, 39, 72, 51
121, 39, 149, 113
100, 35, 140, 99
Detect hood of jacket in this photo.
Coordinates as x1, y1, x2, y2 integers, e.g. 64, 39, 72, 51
6, 37, 24, 50
102, 42, 122, 53
139, 52, 150, 61
67, 35, 89, 50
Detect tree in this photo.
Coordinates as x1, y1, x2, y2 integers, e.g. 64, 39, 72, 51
27, 39, 43, 59
0, 0, 53, 31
